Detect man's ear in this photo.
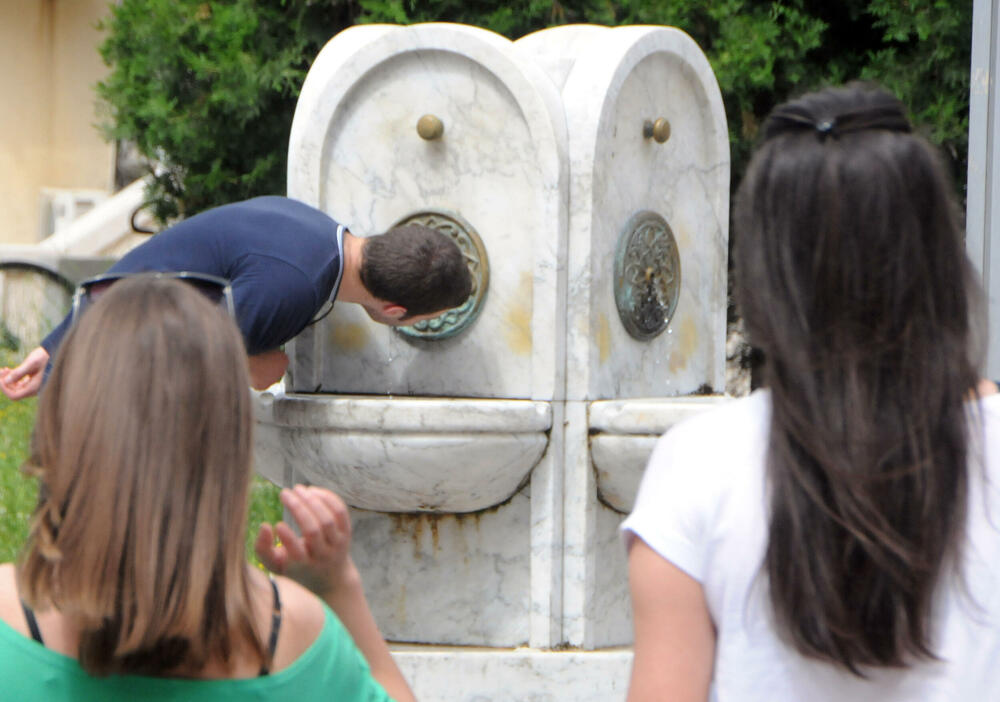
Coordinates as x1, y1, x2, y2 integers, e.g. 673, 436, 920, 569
382, 303, 407, 320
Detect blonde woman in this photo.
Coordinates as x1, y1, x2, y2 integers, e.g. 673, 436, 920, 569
0, 275, 415, 701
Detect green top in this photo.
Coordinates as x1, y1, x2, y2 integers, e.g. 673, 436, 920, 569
0, 602, 392, 701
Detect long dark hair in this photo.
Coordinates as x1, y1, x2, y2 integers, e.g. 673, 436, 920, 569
734, 84, 983, 673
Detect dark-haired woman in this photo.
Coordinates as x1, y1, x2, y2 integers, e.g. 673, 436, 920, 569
0, 276, 415, 701
623, 84, 1000, 701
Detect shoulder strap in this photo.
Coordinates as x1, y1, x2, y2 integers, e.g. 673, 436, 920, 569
258, 577, 283, 676
19, 600, 43, 645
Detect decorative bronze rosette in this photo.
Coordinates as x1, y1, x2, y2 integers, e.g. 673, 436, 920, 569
613, 211, 681, 340
393, 210, 489, 341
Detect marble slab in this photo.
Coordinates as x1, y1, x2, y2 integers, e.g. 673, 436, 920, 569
286, 23, 568, 401
518, 26, 730, 402
591, 434, 659, 515
253, 392, 551, 512
529, 401, 564, 648
563, 422, 633, 649
561, 400, 598, 648
254, 392, 551, 432
562, 396, 731, 646
393, 646, 633, 702
590, 395, 731, 513
264, 22, 734, 658
352, 490, 531, 646
590, 501, 633, 647
589, 395, 730, 434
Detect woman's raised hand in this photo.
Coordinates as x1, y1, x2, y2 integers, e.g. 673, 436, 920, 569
255, 485, 359, 597
256, 485, 417, 702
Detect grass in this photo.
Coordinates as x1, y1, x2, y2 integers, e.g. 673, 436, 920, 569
246, 472, 283, 566
0, 393, 38, 563
0, 354, 282, 567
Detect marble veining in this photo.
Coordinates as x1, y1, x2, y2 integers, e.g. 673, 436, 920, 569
256, 392, 552, 432
393, 647, 633, 702
589, 396, 729, 513
287, 23, 568, 401
351, 490, 532, 646
519, 25, 729, 402
591, 434, 659, 514
254, 392, 551, 513
589, 395, 729, 435
255, 24, 732, 673
529, 401, 565, 648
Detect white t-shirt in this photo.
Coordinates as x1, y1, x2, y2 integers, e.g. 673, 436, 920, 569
621, 389, 1000, 702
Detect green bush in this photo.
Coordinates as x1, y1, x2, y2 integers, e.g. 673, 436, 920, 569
97, 0, 354, 223
357, 0, 973, 191
98, 0, 973, 221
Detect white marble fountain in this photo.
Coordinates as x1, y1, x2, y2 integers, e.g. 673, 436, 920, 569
253, 22, 729, 701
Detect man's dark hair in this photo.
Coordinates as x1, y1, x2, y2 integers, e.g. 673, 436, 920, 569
360, 224, 472, 317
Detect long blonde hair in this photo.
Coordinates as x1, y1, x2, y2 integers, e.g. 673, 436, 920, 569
18, 276, 265, 675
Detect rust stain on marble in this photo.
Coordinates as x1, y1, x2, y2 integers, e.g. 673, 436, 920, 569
411, 514, 425, 558
396, 584, 407, 622
390, 511, 486, 559
668, 316, 699, 373
453, 511, 484, 530
429, 519, 440, 552
674, 222, 692, 249
329, 321, 369, 351
386, 506, 506, 558
596, 313, 612, 363
504, 272, 533, 356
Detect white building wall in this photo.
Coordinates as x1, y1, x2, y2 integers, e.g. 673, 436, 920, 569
968, 0, 1000, 376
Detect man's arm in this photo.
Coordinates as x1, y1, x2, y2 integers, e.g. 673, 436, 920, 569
0, 347, 50, 400
247, 349, 289, 390
626, 537, 716, 702
230, 257, 321, 357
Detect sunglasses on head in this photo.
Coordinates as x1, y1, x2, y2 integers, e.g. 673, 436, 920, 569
71, 271, 236, 325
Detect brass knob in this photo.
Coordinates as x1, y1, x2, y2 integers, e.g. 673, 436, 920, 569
417, 114, 444, 141
643, 118, 671, 144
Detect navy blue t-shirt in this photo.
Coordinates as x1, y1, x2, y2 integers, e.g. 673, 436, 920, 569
43, 197, 344, 357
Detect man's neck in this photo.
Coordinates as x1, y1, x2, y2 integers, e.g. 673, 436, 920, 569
336, 231, 370, 305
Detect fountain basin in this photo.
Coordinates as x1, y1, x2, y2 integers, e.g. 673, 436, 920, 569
589, 396, 729, 513
255, 392, 551, 513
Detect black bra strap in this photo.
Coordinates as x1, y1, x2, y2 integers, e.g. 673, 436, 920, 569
20, 600, 43, 645
20, 585, 283, 670
258, 577, 283, 676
